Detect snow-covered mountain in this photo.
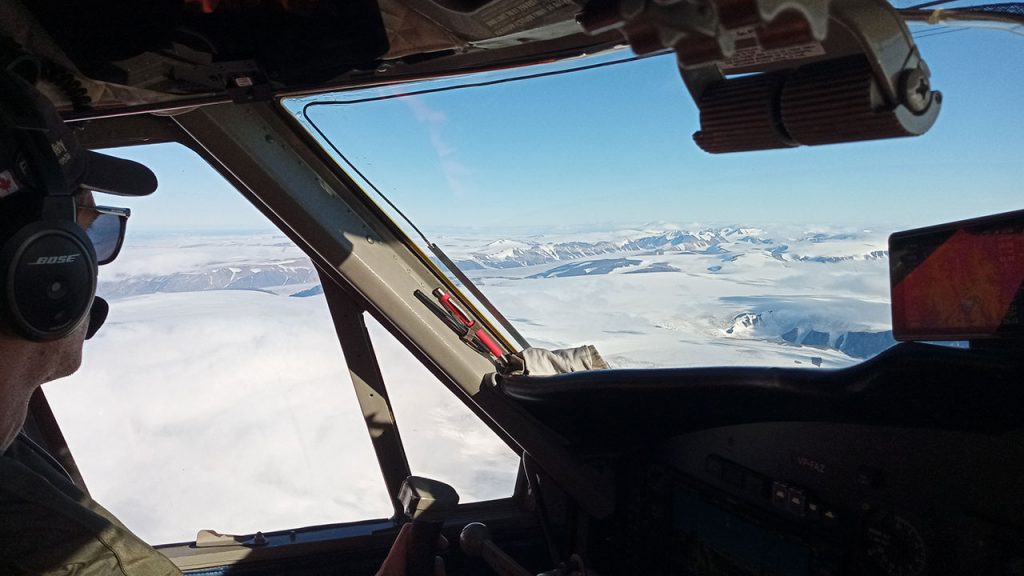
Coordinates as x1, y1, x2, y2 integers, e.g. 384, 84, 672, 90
101, 227, 889, 298
99, 260, 316, 298
724, 310, 896, 359
444, 226, 888, 271
96, 234, 320, 298
439, 225, 897, 369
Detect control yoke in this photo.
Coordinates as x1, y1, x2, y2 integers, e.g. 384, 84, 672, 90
399, 476, 460, 576
401, 478, 583, 576
579, 0, 941, 153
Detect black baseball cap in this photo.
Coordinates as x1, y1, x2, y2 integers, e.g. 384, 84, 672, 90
0, 71, 157, 203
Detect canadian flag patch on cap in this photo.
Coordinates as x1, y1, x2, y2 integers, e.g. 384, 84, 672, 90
0, 169, 21, 199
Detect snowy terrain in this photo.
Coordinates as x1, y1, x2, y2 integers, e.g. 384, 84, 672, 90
44, 223, 897, 544
436, 224, 896, 368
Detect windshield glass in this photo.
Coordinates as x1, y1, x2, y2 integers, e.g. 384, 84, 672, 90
285, 27, 1022, 370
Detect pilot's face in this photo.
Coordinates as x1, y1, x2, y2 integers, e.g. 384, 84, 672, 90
0, 192, 94, 450
76, 191, 100, 231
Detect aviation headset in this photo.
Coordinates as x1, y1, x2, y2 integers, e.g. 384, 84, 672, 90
0, 70, 97, 341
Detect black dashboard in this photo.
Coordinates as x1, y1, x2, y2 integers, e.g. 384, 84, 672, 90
495, 343, 1024, 576
602, 422, 1024, 575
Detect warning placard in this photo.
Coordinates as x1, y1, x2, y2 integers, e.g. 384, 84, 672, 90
476, 0, 577, 37
722, 42, 826, 70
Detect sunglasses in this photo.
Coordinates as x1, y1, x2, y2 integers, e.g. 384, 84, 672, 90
78, 205, 130, 265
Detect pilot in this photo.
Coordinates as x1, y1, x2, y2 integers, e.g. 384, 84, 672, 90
0, 71, 435, 574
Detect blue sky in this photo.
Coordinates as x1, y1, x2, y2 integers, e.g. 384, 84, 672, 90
295, 26, 1023, 233
97, 143, 274, 232
107, 24, 1023, 234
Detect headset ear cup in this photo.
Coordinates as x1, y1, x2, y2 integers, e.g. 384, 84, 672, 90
0, 220, 96, 342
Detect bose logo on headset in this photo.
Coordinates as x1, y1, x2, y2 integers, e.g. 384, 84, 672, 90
27, 254, 81, 265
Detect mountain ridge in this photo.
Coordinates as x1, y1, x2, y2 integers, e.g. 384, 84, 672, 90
451, 227, 887, 269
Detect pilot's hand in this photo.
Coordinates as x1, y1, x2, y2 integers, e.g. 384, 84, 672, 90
375, 523, 448, 576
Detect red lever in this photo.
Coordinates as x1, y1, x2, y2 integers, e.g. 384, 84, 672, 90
433, 289, 505, 358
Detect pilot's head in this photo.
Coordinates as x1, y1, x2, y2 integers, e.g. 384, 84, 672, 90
0, 68, 156, 384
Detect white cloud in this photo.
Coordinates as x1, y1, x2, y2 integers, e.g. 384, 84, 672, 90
404, 96, 476, 198
46, 289, 519, 544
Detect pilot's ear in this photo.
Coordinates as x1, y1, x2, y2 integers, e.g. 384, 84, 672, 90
75, 191, 98, 229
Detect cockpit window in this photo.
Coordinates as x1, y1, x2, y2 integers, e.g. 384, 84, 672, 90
44, 142, 521, 545
44, 143, 395, 544
286, 30, 1022, 369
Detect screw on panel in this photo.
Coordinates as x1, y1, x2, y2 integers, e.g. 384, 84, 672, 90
900, 68, 932, 114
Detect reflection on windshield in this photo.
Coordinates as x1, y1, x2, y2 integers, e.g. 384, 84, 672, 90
287, 32, 1023, 369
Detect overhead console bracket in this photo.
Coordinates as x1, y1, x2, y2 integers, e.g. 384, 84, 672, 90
579, 0, 942, 152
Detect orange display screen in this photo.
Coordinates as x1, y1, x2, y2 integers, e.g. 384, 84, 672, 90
890, 210, 1024, 341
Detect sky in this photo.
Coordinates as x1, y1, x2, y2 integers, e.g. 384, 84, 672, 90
100, 22, 1023, 237
96, 143, 277, 232
289, 24, 1024, 234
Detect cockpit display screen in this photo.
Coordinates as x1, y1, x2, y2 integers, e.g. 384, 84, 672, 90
889, 210, 1024, 341
672, 487, 812, 575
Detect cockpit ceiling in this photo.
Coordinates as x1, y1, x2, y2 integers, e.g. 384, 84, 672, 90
2, 0, 1022, 114
0, 0, 612, 113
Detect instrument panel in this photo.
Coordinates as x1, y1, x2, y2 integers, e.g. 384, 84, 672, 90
603, 423, 1024, 576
